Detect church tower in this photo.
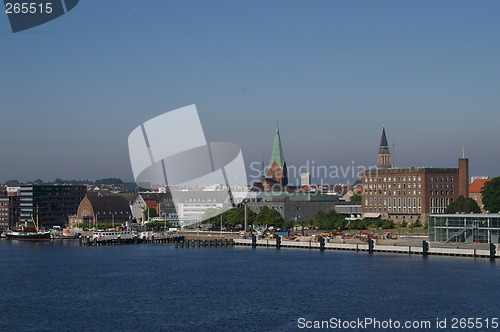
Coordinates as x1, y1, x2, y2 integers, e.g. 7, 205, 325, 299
267, 123, 288, 186
377, 128, 392, 168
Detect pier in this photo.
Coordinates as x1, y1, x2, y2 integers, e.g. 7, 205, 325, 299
233, 237, 500, 259
79, 235, 236, 248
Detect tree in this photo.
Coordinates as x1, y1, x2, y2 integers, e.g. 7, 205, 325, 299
482, 177, 500, 213
312, 209, 347, 230
5, 179, 19, 185
255, 206, 284, 227
95, 178, 123, 185
444, 195, 481, 214
409, 219, 422, 229
145, 221, 172, 231
350, 194, 361, 202
33, 179, 43, 184
143, 207, 158, 220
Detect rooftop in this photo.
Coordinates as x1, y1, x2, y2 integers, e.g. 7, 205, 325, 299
469, 178, 491, 193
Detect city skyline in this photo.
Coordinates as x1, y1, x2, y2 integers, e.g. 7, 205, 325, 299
1, 1, 499, 182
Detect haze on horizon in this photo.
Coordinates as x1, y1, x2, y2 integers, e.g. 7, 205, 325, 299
1, 0, 499, 184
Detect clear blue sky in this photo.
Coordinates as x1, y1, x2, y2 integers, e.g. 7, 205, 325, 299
1, 0, 499, 184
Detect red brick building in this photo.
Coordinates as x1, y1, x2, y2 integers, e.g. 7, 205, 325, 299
469, 178, 491, 212
70, 195, 131, 227
361, 129, 469, 223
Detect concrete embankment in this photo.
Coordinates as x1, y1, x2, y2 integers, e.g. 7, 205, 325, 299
233, 237, 500, 259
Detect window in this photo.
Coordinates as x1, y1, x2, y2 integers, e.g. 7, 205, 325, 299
430, 177, 433, 181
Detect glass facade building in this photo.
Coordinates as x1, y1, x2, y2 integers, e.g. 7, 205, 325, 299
428, 214, 500, 244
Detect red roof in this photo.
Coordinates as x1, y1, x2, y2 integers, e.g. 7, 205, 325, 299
469, 179, 491, 193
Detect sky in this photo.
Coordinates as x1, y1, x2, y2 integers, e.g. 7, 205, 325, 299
1, 0, 499, 185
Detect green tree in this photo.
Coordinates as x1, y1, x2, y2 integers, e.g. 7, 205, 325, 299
5, 179, 19, 185
409, 219, 423, 229
313, 209, 347, 230
350, 194, 361, 202
255, 206, 284, 227
201, 207, 228, 223
380, 219, 395, 229
33, 179, 43, 184
145, 221, 172, 231
444, 195, 481, 214
482, 177, 500, 213
95, 178, 123, 185
143, 207, 158, 220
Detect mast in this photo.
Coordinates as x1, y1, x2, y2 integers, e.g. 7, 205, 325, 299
34, 205, 39, 233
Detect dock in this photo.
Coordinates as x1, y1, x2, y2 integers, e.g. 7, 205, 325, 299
79, 235, 236, 248
233, 237, 500, 259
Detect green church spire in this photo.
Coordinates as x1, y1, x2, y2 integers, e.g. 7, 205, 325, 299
269, 122, 285, 169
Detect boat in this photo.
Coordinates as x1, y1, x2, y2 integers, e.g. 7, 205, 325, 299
51, 226, 79, 239
5, 206, 51, 242
5, 228, 51, 241
93, 230, 134, 241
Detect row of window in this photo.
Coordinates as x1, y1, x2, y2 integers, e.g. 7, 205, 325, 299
365, 190, 421, 196
430, 190, 454, 196
430, 183, 453, 189
366, 183, 422, 190
365, 176, 455, 183
367, 207, 422, 213
366, 176, 422, 183
366, 197, 423, 208
430, 176, 454, 182
430, 197, 454, 207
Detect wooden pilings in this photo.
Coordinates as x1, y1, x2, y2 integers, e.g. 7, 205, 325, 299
80, 235, 185, 246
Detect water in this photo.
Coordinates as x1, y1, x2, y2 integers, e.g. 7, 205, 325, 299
0, 240, 499, 332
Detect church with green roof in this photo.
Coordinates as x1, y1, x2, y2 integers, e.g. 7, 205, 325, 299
266, 123, 288, 187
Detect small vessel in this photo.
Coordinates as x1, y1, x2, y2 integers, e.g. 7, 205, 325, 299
5, 206, 51, 242
5, 228, 51, 241
93, 230, 134, 241
51, 226, 79, 239
61, 228, 79, 239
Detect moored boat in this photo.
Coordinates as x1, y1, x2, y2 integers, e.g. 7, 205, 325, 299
5, 229, 51, 241
6, 206, 51, 242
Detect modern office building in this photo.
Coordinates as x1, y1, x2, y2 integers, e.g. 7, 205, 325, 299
428, 213, 500, 243
19, 184, 86, 228
361, 129, 469, 223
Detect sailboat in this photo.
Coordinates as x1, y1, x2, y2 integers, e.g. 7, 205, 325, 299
5, 206, 51, 241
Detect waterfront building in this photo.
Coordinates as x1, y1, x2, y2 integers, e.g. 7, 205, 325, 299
428, 213, 500, 244
361, 129, 469, 223
19, 184, 86, 228
247, 193, 361, 222
0, 196, 20, 229
129, 192, 176, 222
469, 178, 491, 212
70, 195, 131, 227
0, 197, 9, 230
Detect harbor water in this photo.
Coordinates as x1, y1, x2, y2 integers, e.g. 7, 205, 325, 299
0, 239, 499, 331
